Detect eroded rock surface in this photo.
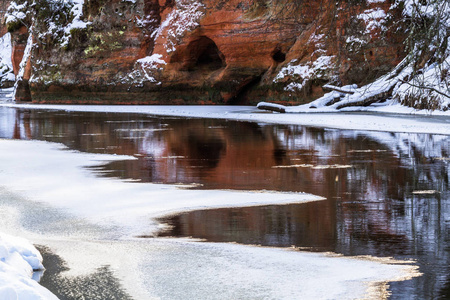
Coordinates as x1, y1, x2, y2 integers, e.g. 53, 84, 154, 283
4, 0, 407, 104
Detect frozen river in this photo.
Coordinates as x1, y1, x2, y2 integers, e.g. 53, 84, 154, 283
2, 103, 449, 299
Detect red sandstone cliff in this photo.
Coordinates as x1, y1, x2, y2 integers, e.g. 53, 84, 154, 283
4, 0, 407, 105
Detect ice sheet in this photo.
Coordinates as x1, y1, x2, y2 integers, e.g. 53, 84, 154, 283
0, 138, 421, 299
0, 139, 324, 237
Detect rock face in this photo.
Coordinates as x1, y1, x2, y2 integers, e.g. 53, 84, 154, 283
5, 0, 407, 105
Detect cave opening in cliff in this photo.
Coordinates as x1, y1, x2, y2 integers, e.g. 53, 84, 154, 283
183, 36, 225, 72
228, 76, 262, 105
272, 48, 286, 63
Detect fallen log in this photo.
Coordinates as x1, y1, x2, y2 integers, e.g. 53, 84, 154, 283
256, 102, 286, 113
335, 89, 394, 109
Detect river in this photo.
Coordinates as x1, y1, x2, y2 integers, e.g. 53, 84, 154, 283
0, 105, 449, 299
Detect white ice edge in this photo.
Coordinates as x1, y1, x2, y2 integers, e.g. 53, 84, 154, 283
1, 102, 450, 136
0, 139, 325, 237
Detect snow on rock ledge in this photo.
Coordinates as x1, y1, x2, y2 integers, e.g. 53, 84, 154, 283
0, 232, 57, 299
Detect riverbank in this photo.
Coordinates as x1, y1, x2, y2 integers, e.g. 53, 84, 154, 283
2, 99, 450, 135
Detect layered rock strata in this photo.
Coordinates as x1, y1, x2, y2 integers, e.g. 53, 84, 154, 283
5, 0, 407, 105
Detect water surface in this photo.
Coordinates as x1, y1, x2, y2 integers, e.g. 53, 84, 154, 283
1, 106, 449, 299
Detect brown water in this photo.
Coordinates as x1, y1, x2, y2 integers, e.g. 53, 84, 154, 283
1, 107, 450, 299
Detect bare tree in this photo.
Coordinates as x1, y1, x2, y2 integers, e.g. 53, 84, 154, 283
397, 0, 450, 109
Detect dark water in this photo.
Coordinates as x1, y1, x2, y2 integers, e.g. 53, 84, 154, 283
1, 107, 450, 299
36, 246, 132, 300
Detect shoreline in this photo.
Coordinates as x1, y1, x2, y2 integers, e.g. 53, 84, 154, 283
1, 99, 450, 136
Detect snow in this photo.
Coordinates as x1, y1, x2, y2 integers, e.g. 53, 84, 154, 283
0, 33, 14, 83
257, 101, 287, 111
136, 241, 418, 300
357, 7, 387, 33
308, 33, 325, 44
399, 0, 444, 18
0, 232, 57, 300
136, 54, 166, 67
3, 101, 450, 135
284, 82, 304, 91
4, 2, 27, 26
346, 35, 367, 46
322, 83, 358, 94
7, 0, 91, 48
269, 51, 449, 114
0, 138, 421, 300
65, 0, 89, 31
155, 0, 205, 53
394, 59, 450, 109
270, 57, 409, 111
275, 63, 312, 82
0, 34, 13, 70
274, 56, 335, 91
393, 1, 450, 108
133, 53, 167, 83
58, 0, 91, 47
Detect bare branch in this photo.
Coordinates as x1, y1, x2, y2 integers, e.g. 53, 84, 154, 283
322, 84, 355, 94
399, 78, 450, 99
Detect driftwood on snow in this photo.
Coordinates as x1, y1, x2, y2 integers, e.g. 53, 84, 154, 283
256, 102, 286, 113
335, 84, 397, 109
257, 83, 396, 112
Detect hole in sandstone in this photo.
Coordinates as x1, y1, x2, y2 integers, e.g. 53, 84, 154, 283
173, 36, 225, 72
228, 76, 262, 105
272, 49, 286, 63
191, 37, 225, 71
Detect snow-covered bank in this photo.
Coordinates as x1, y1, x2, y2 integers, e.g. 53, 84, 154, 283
0, 34, 14, 86
2, 101, 450, 135
0, 138, 422, 299
258, 47, 450, 115
0, 232, 57, 300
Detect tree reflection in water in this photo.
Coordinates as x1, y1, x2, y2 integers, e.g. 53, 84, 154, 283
1, 107, 450, 299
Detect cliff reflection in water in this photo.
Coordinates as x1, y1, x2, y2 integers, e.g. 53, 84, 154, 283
2, 107, 450, 298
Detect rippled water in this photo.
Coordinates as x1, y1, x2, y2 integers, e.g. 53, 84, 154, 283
1, 106, 449, 299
